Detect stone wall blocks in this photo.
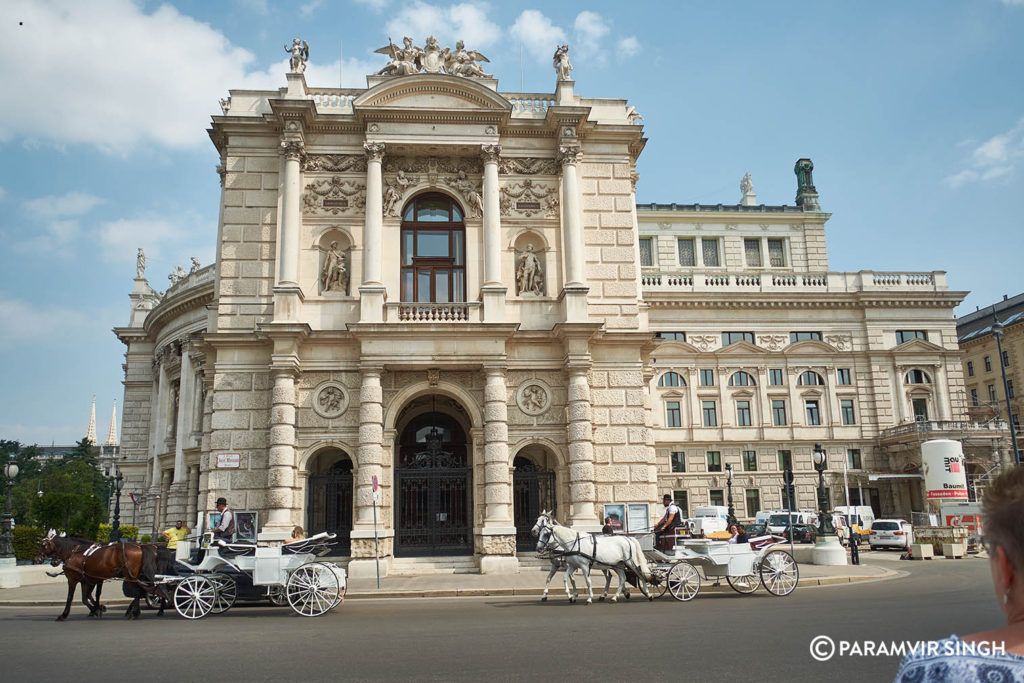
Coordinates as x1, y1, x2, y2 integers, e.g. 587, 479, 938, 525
223, 189, 245, 207
221, 226, 243, 243
597, 464, 630, 481
624, 390, 646, 406
570, 481, 595, 501
608, 370, 644, 387
613, 484, 651, 501
609, 444, 650, 463
359, 424, 383, 443
600, 246, 635, 263
210, 431, 232, 450
585, 229, 616, 245
612, 163, 633, 180
629, 465, 652, 482
225, 172, 262, 190
245, 156, 281, 172
591, 389, 625, 406
584, 196, 614, 211
567, 422, 593, 442
244, 189, 279, 208
215, 374, 257, 394
580, 162, 613, 179
592, 426, 627, 443
597, 179, 632, 195
483, 422, 508, 442
596, 484, 614, 501
234, 393, 270, 410
253, 373, 273, 391
269, 424, 294, 445
231, 431, 268, 449
212, 411, 250, 430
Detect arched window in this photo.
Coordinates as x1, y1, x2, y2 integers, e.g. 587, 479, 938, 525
798, 371, 824, 386
904, 369, 932, 384
728, 371, 756, 387
657, 372, 685, 387
400, 194, 465, 303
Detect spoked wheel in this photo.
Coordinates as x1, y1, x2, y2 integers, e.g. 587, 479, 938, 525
650, 567, 670, 599
286, 562, 342, 617
726, 574, 759, 594
207, 573, 237, 613
667, 562, 701, 601
173, 576, 216, 620
760, 550, 799, 596
268, 586, 287, 606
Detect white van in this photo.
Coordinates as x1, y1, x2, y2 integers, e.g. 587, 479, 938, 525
766, 510, 817, 534
833, 506, 875, 535
687, 505, 729, 535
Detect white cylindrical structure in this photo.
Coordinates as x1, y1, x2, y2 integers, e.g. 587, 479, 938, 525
559, 147, 584, 287
921, 439, 968, 502
481, 145, 502, 286
363, 142, 385, 286
279, 141, 304, 285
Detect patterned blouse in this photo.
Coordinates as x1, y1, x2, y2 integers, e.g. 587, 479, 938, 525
895, 635, 1024, 682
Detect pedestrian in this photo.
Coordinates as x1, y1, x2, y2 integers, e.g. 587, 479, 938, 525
161, 520, 190, 549
602, 517, 614, 535
213, 497, 235, 541
894, 467, 1024, 679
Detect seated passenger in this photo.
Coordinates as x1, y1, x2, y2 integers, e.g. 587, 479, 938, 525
287, 526, 306, 543
728, 524, 750, 544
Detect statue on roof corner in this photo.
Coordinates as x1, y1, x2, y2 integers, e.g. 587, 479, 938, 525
136, 248, 146, 279
447, 40, 491, 78
285, 38, 309, 74
554, 44, 573, 81
375, 36, 422, 76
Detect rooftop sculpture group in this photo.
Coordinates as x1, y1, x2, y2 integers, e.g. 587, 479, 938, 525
375, 36, 491, 78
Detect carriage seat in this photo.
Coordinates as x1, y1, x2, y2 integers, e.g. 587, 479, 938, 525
749, 535, 782, 552
282, 532, 336, 554
212, 539, 258, 557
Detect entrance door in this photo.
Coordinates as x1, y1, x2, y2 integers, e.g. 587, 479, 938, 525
307, 459, 353, 555
912, 398, 929, 421
513, 457, 555, 550
395, 412, 472, 556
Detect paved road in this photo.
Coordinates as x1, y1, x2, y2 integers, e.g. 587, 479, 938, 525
0, 558, 999, 682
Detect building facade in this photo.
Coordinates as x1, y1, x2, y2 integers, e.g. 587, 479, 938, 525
114, 41, 995, 575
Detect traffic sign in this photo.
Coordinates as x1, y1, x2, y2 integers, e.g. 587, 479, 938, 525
373, 490, 381, 503
372, 474, 378, 492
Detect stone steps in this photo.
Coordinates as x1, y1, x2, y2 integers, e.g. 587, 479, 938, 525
388, 556, 481, 576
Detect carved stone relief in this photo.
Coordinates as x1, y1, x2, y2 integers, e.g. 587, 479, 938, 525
303, 176, 366, 215
312, 382, 349, 419
516, 380, 552, 416
498, 157, 559, 176
303, 154, 367, 173
383, 155, 481, 177
758, 335, 788, 352
500, 179, 558, 218
825, 334, 852, 351
689, 335, 718, 352
383, 170, 418, 217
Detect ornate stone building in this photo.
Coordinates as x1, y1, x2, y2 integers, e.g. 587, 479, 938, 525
114, 39, 997, 575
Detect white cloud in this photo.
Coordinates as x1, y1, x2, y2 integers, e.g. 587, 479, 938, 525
945, 117, 1024, 188
23, 191, 104, 220
300, 0, 324, 17
511, 10, 567, 63
384, 2, 500, 49
235, 0, 269, 15
12, 191, 105, 257
354, 0, 392, 11
574, 10, 609, 60
0, 294, 91, 350
618, 36, 640, 58
98, 215, 198, 262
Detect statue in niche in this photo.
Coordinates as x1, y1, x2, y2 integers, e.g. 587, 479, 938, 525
516, 244, 544, 296
449, 170, 483, 218
319, 241, 347, 293
447, 40, 491, 78
553, 44, 573, 80
285, 38, 309, 74
375, 37, 421, 76
383, 170, 414, 217
136, 248, 146, 279
189, 257, 201, 274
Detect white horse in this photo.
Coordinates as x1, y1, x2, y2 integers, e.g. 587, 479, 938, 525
535, 525, 621, 603
531, 511, 655, 604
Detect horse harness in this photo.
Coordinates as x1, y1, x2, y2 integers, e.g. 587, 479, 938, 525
539, 524, 635, 571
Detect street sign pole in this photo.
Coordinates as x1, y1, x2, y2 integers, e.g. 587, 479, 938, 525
783, 466, 795, 556
372, 475, 380, 590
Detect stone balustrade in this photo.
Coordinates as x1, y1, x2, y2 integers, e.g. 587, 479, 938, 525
500, 93, 556, 117
386, 301, 480, 322
164, 264, 215, 299
307, 88, 362, 112
879, 419, 1008, 440
641, 270, 946, 294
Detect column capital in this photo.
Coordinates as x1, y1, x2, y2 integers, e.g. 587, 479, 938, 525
558, 145, 582, 166
359, 364, 385, 378
363, 141, 386, 162
482, 364, 507, 379
480, 144, 502, 165
280, 139, 305, 161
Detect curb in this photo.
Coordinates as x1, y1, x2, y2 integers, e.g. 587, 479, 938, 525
0, 568, 898, 607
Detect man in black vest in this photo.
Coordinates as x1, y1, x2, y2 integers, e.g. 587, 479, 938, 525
213, 497, 235, 541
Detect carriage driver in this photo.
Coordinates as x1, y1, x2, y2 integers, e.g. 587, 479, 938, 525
213, 497, 235, 541
652, 494, 682, 551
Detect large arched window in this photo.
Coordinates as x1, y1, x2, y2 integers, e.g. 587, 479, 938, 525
657, 371, 686, 387
728, 371, 756, 387
401, 194, 465, 303
798, 370, 825, 386
904, 369, 932, 385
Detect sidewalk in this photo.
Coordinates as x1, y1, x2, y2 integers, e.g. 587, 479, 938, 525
0, 560, 898, 606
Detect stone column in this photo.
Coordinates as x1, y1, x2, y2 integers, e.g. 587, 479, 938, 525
278, 140, 304, 286
934, 363, 951, 420
559, 145, 588, 321
567, 365, 597, 527
360, 143, 386, 322
480, 145, 506, 322
186, 464, 200, 531
480, 367, 516, 573
150, 357, 168, 491
265, 368, 298, 533
173, 344, 192, 484
355, 367, 384, 528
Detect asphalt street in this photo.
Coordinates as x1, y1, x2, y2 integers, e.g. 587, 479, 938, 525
0, 557, 999, 682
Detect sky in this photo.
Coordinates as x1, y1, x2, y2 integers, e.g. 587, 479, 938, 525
1, 0, 1022, 446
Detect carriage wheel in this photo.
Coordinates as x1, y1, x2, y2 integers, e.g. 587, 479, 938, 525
760, 550, 799, 596
286, 562, 342, 617
667, 562, 701, 601
268, 586, 287, 606
173, 576, 216, 620
208, 573, 237, 613
726, 574, 759, 594
650, 566, 670, 599
145, 591, 164, 610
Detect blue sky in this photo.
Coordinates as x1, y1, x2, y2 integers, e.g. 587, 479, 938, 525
1, 0, 1022, 445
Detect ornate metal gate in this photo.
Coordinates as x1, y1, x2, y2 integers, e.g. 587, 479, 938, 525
513, 457, 555, 550
395, 422, 472, 556
307, 459, 353, 555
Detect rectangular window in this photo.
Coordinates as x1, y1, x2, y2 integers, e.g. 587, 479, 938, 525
709, 489, 724, 507
722, 331, 755, 346
673, 490, 689, 519
769, 368, 784, 386
655, 331, 687, 341
772, 400, 787, 426
767, 238, 786, 267
805, 400, 821, 426
745, 489, 761, 518
971, 389, 979, 406
677, 238, 695, 267
670, 451, 686, 473
702, 401, 718, 427
778, 450, 792, 470
666, 401, 681, 428
985, 356, 992, 372
789, 331, 823, 343
742, 450, 757, 471
848, 449, 862, 470
706, 451, 722, 472
989, 385, 998, 402
1004, 351, 1011, 367
744, 238, 762, 267
701, 238, 720, 267
639, 237, 653, 267
837, 368, 852, 385
896, 330, 928, 345
700, 369, 715, 386
736, 401, 752, 426
967, 361, 974, 377
841, 399, 856, 425
1009, 381, 1015, 399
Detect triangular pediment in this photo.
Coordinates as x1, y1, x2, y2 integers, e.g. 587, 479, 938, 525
894, 338, 944, 352
720, 340, 765, 354
651, 339, 702, 356
353, 74, 511, 112
785, 339, 837, 354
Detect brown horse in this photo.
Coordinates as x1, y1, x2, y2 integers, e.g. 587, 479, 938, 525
38, 535, 105, 618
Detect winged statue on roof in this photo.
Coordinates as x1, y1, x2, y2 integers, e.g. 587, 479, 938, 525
446, 40, 491, 78
375, 36, 422, 76
285, 37, 309, 73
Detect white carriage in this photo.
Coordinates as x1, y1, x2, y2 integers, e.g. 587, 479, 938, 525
157, 532, 347, 619
636, 533, 799, 601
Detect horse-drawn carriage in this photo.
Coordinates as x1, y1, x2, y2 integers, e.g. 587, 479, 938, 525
157, 531, 346, 619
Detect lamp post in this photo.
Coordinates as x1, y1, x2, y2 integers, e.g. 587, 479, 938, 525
1, 455, 19, 559
991, 320, 1021, 466
109, 468, 124, 543
725, 463, 736, 525
812, 444, 835, 537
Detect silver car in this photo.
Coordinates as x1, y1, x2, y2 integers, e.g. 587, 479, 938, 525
868, 519, 913, 550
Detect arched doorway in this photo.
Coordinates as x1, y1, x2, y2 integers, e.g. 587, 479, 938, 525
307, 450, 353, 555
394, 402, 472, 556
400, 193, 466, 303
513, 448, 556, 550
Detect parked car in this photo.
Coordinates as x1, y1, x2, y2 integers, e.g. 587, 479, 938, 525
868, 519, 913, 550
744, 523, 769, 538
779, 524, 818, 544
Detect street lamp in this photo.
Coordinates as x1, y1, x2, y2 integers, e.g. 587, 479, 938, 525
1, 455, 19, 559
725, 463, 736, 525
991, 320, 1021, 466
812, 443, 835, 537
109, 468, 124, 543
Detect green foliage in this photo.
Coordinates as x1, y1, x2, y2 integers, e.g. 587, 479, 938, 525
140, 534, 152, 543
12, 526, 44, 562
96, 524, 139, 541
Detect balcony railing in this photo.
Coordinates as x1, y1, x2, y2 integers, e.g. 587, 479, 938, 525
641, 270, 946, 294
878, 419, 1009, 440
385, 302, 480, 322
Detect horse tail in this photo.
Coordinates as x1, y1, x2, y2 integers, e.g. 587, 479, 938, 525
627, 536, 653, 583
